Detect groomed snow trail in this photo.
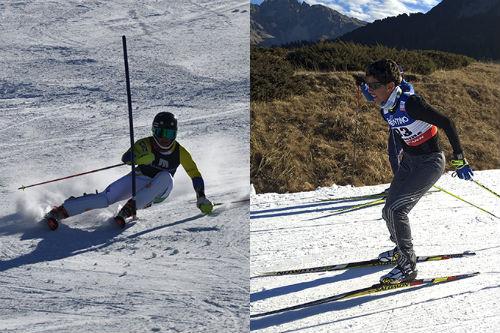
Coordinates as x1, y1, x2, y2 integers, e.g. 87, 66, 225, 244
251, 170, 500, 332
0, 1, 249, 332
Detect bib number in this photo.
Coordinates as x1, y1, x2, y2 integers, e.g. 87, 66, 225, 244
396, 127, 413, 137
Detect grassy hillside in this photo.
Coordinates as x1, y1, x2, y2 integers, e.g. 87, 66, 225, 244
251, 61, 500, 193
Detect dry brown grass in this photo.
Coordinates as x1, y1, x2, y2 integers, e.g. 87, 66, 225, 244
251, 62, 500, 193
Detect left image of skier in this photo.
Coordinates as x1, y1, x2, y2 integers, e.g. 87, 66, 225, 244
42, 111, 214, 230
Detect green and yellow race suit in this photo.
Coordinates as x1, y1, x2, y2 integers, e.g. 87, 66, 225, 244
121, 137, 205, 197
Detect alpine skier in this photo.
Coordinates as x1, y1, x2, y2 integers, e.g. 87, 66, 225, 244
363, 59, 473, 284
42, 112, 214, 230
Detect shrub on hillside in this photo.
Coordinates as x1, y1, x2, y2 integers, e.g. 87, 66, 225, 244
284, 41, 473, 75
418, 50, 473, 70
251, 43, 473, 102
250, 47, 306, 101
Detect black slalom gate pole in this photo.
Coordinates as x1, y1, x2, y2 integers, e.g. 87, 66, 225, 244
122, 35, 137, 217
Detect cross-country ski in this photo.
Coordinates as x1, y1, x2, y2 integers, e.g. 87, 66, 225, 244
252, 272, 480, 318
255, 251, 475, 277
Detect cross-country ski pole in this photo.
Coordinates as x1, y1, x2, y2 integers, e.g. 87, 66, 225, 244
472, 179, 500, 199
352, 86, 361, 177
18, 163, 126, 190
433, 185, 499, 219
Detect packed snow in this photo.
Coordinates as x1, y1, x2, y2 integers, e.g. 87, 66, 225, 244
0, 1, 249, 332
251, 170, 500, 332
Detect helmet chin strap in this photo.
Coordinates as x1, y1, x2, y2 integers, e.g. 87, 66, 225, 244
153, 135, 175, 150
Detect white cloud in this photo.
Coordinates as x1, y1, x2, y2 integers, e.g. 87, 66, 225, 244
301, 0, 441, 22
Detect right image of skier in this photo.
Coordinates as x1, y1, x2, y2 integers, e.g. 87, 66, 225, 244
363, 59, 474, 284
42, 111, 214, 230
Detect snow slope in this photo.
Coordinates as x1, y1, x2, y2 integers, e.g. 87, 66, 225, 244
251, 170, 500, 332
0, 1, 249, 332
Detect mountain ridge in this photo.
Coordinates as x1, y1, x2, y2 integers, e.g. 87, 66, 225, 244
340, 0, 500, 60
251, 0, 366, 46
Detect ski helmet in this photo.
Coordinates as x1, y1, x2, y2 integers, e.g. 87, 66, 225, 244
152, 112, 177, 141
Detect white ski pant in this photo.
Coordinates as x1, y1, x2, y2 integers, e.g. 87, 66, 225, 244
63, 171, 174, 217
382, 152, 445, 267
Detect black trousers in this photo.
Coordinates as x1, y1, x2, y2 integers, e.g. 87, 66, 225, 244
382, 151, 445, 267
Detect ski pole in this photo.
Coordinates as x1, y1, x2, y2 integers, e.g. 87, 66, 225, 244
18, 163, 126, 190
352, 86, 361, 177
433, 185, 499, 219
472, 179, 500, 199
122, 35, 137, 218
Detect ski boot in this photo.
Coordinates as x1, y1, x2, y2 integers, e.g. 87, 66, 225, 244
43, 206, 69, 231
114, 199, 135, 229
378, 246, 400, 263
380, 261, 418, 284
380, 252, 417, 284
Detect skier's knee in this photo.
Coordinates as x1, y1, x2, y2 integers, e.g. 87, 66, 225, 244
382, 205, 390, 221
63, 192, 109, 216
383, 204, 407, 222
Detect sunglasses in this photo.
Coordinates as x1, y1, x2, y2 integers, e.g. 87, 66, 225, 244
366, 81, 386, 90
153, 127, 177, 140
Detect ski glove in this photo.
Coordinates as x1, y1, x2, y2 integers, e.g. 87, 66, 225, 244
451, 155, 473, 180
197, 196, 213, 214
353, 74, 365, 87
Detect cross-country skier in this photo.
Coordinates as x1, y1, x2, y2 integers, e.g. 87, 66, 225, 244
363, 59, 473, 284
42, 112, 214, 230
354, 65, 414, 175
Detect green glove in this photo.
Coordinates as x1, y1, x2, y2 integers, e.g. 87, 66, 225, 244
197, 196, 213, 214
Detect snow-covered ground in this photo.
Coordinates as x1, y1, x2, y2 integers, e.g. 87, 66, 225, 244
251, 170, 500, 332
0, 1, 249, 332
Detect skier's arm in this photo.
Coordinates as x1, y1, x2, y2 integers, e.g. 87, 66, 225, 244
179, 145, 205, 197
406, 95, 473, 180
405, 95, 463, 157
400, 80, 414, 94
179, 145, 213, 213
121, 139, 155, 165
353, 74, 375, 102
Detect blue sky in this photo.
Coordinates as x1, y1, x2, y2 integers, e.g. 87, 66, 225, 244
250, 0, 442, 22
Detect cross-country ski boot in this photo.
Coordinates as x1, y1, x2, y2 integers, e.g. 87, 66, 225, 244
378, 246, 400, 263
43, 206, 69, 231
114, 199, 135, 229
380, 254, 417, 284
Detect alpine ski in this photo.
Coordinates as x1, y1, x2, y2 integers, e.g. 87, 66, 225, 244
255, 251, 475, 277
251, 272, 479, 318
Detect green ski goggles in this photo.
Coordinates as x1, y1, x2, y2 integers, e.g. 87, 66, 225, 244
153, 127, 177, 140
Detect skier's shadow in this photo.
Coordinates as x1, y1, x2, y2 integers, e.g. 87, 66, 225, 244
0, 216, 127, 272
0, 212, 204, 272
250, 284, 428, 330
250, 266, 388, 302
250, 199, 375, 220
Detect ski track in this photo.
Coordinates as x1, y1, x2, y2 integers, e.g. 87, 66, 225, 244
250, 170, 500, 332
0, 0, 249, 332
